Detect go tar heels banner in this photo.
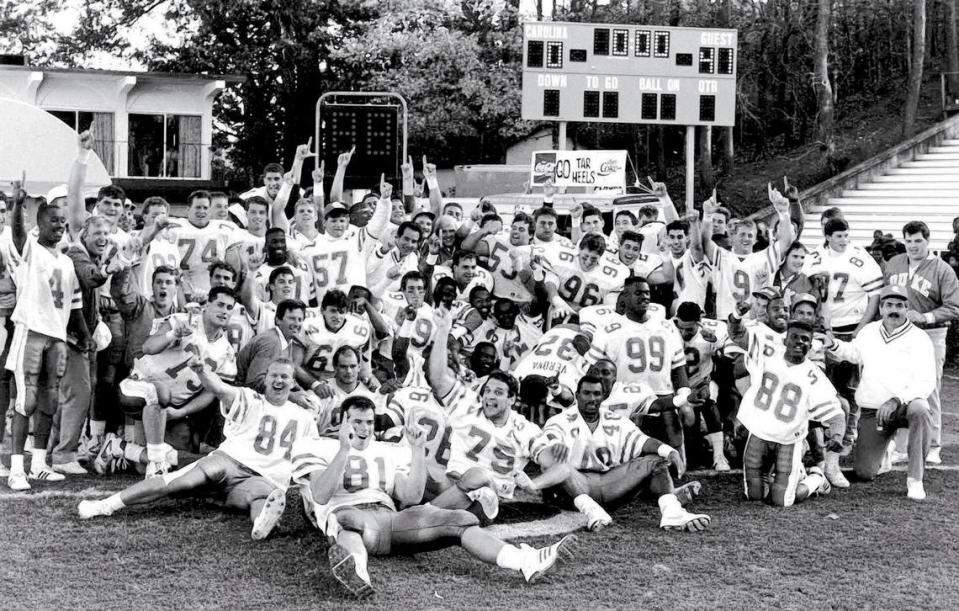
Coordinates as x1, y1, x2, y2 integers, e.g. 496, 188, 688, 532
530, 150, 627, 189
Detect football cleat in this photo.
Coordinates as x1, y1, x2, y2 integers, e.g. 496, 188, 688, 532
926, 447, 942, 465
906, 478, 926, 501
470, 487, 500, 520
521, 535, 577, 583
251, 489, 286, 541
712, 457, 731, 472
674, 481, 703, 506
328, 544, 374, 599
52, 461, 88, 475
78, 499, 114, 519
29, 468, 66, 482
7, 472, 30, 491
93, 434, 123, 475
77, 434, 103, 465
660, 508, 711, 532
145, 461, 171, 479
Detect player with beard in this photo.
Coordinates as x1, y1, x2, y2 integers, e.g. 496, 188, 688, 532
735, 316, 844, 507
117, 287, 239, 477
253, 227, 315, 305
80, 359, 319, 541
586, 278, 689, 452
517, 375, 710, 532
293, 396, 576, 599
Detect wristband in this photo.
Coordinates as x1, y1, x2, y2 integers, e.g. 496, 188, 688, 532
657, 444, 674, 459
425, 253, 439, 265
398, 320, 415, 338
924, 312, 935, 325
310, 380, 323, 391
672, 387, 691, 408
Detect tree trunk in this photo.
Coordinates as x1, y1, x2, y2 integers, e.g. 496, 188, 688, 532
948, 0, 959, 97
536, 0, 543, 21
698, 126, 714, 192
814, 0, 836, 159
723, 126, 734, 172
903, 0, 927, 136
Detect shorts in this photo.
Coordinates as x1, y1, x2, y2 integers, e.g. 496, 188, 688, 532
333, 503, 479, 556
118, 377, 159, 419
742, 433, 804, 507
5, 325, 66, 416
163, 450, 275, 510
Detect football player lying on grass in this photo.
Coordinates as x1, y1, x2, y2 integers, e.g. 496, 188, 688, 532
513, 375, 710, 533
292, 396, 577, 600
78, 359, 319, 541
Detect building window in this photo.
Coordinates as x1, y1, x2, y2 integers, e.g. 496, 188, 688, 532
47, 110, 115, 174
128, 113, 202, 178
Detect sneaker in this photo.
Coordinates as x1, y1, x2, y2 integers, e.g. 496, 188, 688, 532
78, 434, 103, 465
824, 453, 850, 489
94, 434, 123, 475
674, 481, 703, 506
251, 489, 286, 541
328, 543, 374, 599
145, 460, 171, 479
713, 456, 731, 472
7, 472, 30, 491
29, 468, 65, 482
926, 447, 942, 465
52, 461, 88, 475
585, 506, 612, 532
521, 535, 577, 583
470, 487, 499, 520
660, 508, 711, 532
906, 478, 926, 501
78, 499, 114, 519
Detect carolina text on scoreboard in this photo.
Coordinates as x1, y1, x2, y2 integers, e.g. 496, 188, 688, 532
521, 22, 737, 126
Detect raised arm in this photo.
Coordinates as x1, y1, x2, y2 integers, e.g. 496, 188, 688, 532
189, 357, 239, 415
330, 147, 353, 204
67, 132, 93, 240
307, 423, 354, 505
422, 156, 443, 218
784, 177, 805, 240
701, 194, 719, 262
426, 306, 456, 399
364, 175, 392, 241
768, 183, 793, 254
11, 173, 27, 255
401, 156, 416, 214
650, 179, 679, 222
392, 422, 428, 506
686, 210, 705, 263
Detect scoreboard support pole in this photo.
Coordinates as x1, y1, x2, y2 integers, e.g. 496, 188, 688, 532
684, 125, 695, 213
558, 121, 568, 151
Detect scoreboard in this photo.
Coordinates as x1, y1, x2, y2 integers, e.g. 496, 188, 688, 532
521, 22, 737, 126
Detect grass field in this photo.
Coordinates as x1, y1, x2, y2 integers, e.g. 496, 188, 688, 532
2, 373, 959, 610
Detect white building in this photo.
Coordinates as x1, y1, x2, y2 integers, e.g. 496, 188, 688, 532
0, 62, 242, 185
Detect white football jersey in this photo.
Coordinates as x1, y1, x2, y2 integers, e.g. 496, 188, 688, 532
445, 398, 541, 499
301, 313, 372, 378
537, 406, 650, 472
167, 219, 236, 298
139, 232, 181, 300
682, 318, 732, 388
624, 250, 665, 279
803, 245, 883, 329
129, 313, 237, 406
299, 229, 368, 302
739, 352, 843, 445
578, 303, 665, 339
292, 437, 411, 532
11, 242, 82, 341
380, 386, 452, 483
254, 261, 315, 305
313, 382, 385, 436
513, 326, 587, 393
379, 296, 438, 357
669, 249, 710, 309
433, 265, 494, 302
464, 317, 543, 370
225, 304, 257, 353
216, 387, 319, 489
531, 235, 576, 270
546, 246, 628, 311
710, 244, 781, 319
599, 381, 658, 418
587, 315, 685, 395
483, 235, 533, 303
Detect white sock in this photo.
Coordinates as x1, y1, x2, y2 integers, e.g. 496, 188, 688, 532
104, 493, 126, 512
658, 493, 681, 515
354, 555, 370, 583
146, 443, 166, 463
495, 544, 526, 571
10, 454, 24, 474
124, 443, 145, 463
706, 432, 725, 462
573, 494, 601, 515
165, 448, 178, 467
32, 449, 47, 472
89, 420, 107, 438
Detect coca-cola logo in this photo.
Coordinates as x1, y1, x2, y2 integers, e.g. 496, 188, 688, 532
598, 160, 622, 176
534, 161, 556, 173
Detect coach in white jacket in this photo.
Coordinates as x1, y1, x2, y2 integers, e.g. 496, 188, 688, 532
824, 284, 935, 500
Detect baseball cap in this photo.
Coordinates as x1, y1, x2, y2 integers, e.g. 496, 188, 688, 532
412, 210, 436, 222
752, 286, 782, 301
324, 202, 350, 217
46, 184, 68, 202
879, 285, 908, 302
790, 293, 819, 309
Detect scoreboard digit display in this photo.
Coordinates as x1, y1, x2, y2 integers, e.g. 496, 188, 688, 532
521, 21, 737, 126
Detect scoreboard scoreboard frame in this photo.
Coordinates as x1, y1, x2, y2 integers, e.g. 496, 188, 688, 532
521, 21, 737, 127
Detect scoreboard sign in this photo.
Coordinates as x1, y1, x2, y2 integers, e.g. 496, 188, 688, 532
521, 22, 737, 126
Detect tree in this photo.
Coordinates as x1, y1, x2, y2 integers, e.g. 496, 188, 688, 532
904, 0, 927, 136
947, 0, 959, 98
813, 0, 836, 160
